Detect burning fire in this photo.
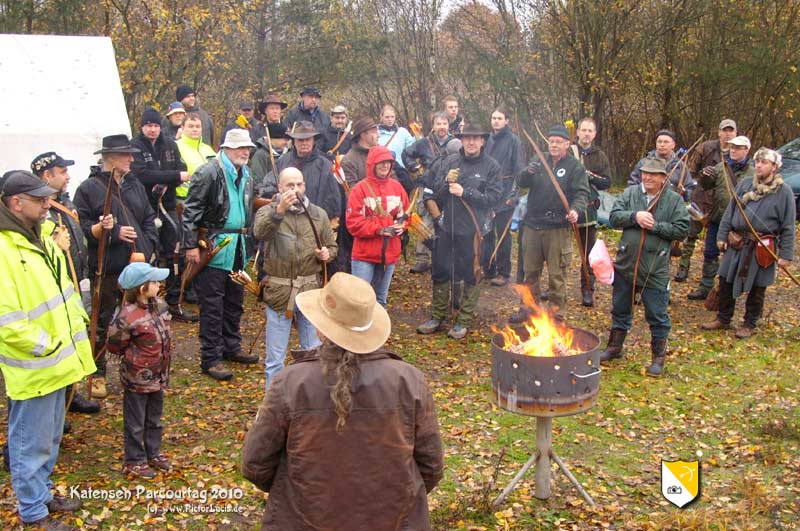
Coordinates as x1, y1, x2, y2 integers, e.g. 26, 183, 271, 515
492, 285, 577, 357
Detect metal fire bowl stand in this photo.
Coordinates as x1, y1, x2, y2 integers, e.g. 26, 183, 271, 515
491, 326, 601, 508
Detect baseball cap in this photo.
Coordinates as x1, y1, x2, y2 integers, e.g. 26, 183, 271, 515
118, 262, 170, 289
2, 170, 58, 197
31, 152, 75, 175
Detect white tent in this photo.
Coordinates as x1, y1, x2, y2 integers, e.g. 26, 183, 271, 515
0, 34, 131, 199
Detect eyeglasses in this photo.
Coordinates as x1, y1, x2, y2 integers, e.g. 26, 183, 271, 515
19, 195, 52, 205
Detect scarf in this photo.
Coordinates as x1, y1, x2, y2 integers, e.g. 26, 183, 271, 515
726, 154, 750, 174
741, 173, 784, 205
378, 124, 398, 133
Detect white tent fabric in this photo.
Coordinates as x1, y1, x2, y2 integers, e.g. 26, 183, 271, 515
0, 34, 131, 198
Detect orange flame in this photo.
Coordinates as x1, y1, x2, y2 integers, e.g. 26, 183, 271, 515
492, 284, 576, 357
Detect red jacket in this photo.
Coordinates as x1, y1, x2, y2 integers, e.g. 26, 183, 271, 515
346, 146, 409, 265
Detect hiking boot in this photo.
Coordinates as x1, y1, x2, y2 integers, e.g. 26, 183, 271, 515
24, 515, 77, 530
490, 276, 509, 287
170, 305, 199, 323
47, 495, 82, 513
148, 453, 172, 471
508, 308, 530, 324
224, 352, 259, 364
687, 288, 709, 301
599, 329, 627, 363
581, 289, 594, 307
124, 462, 157, 479
410, 261, 430, 274
700, 319, 729, 331
735, 326, 755, 339
62, 419, 71, 435
646, 338, 668, 377
416, 318, 442, 334
68, 393, 100, 414
447, 324, 468, 339
203, 364, 233, 381
90, 377, 108, 399
673, 266, 688, 282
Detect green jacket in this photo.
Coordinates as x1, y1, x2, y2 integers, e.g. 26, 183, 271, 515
700, 160, 754, 224
0, 203, 96, 400
253, 201, 338, 313
517, 152, 590, 230
609, 184, 689, 290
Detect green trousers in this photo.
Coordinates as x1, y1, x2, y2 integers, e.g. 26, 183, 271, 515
522, 227, 572, 311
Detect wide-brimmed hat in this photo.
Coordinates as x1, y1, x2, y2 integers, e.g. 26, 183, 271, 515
640, 157, 668, 175
258, 94, 288, 114
287, 121, 320, 140
93, 134, 141, 155
455, 123, 490, 139
351, 117, 378, 139
295, 273, 390, 354
300, 86, 322, 98
267, 122, 289, 140
220, 128, 256, 149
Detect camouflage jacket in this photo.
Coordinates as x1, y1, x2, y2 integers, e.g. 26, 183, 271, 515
107, 298, 172, 393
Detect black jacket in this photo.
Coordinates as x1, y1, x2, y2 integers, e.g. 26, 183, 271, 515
485, 126, 525, 211
131, 133, 187, 211
181, 156, 255, 250
517, 153, 590, 230
74, 169, 158, 275
424, 149, 503, 236
448, 115, 463, 135
160, 119, 181, 143
47, 194, 89, 282
266, 148, 342, 221
319, 125, 352, 156
283, 103, 331, 132
402, 134, 452, 174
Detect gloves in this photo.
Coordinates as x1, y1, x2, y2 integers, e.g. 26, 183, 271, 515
446, 168, 460, 183
526, 160, 541, 173
379, 226, 396, 237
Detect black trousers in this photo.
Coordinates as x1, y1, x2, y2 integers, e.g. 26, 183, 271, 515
197, 266, 244, 370
91, 274, 121, 376
433, 230, 477, 284
157, 209, 182, 306
481, 208, 513, 279
123, 389, 164, 464
717, 279, 766, 327
576, 224, 597, 292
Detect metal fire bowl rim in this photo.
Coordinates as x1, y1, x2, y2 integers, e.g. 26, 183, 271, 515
491, 324, 601, 357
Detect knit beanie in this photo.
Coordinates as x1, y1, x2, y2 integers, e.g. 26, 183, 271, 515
176, 84, 194, 102
141, 108, 162, 127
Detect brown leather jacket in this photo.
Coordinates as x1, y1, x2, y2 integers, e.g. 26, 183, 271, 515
242, 346, 444, 531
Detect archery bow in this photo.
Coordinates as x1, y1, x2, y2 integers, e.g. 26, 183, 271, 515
296, 193, 328, 287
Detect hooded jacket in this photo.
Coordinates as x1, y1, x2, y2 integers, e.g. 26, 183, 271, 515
346, 146, 410, 265
131, 132, 187, 211
267, 148, 342, 221
74, 168, 158, 275
242, 345, 444, 531
0, 202, 96, 400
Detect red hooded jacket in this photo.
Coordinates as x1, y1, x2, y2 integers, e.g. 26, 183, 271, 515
346, 146, 409, 265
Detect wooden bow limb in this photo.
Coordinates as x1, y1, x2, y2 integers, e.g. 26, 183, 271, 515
630, 135, 704, 307
720, 159, 800, 287
86, 169, 116, 399
521, 127, 592, 290
57, 213, 80, 293
297, 196, 328, 286
264, 125, 279, 191
489, 213, 514, 268
326, 121, 353, 155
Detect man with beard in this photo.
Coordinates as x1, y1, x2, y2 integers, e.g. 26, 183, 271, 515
183, 129, 258, 381
319, 104, 352, 156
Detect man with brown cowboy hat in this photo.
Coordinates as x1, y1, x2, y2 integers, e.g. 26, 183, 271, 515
701, 147, 795, 339
283, 86, 331, 132
183, 128, 259, 381
74, 134, 158, 398
417, 123, 503, 339
266, 121, 341, 222
341, 116, 379, 187
242, 273, 444, 531
253, 167, 337, 389
258, 94, 288, 126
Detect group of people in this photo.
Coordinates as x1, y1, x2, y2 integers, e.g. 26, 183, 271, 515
0, 79, 796, 530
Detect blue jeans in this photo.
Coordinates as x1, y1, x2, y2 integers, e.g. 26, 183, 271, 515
351, 260, 396, 307
265, 304, 320, 390
8, 387, 66, 523
611, 274, 671, 339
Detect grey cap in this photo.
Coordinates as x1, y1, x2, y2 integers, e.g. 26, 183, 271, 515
2, 170, 58, 197
718, 119, 737, 130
